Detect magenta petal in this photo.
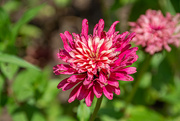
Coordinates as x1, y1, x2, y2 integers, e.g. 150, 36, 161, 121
103, 86, 113, 100
77, 86, 89, 100
53, 64, 77, 75
83, 72, 93, 85
81, 36, 88, 46
111, 72, 134, 81
64, 31, 75, 49
93, 83, 102, 98
113, 34, 121, 43
115, 41, 131, 52
107, 21, 119, 37
68, 83, 81, 103
99, 71, 108, 84
93, 24, 99, 37
114, 87, 120, 95
57, 78, 68, 89
53, 65, 61, 75
57, 49, 71, 62
62, 82, 77, 91
93, 19, 104, 37
67, 74, 86, 83
76, 85, 82, 99
114, 47, 138, 66
60, 33, 72, 52
124, 32, 136, 43
97, 19, 105, 37
120, 31, 129, 40
84, 80, 94, 89
81, 19, 89, 40
120, 67, 137, 74
107, 80, 119, 88
83, 78, 91, 85
85, 89, 94, 107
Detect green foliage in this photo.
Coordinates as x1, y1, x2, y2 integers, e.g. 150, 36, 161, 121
54, 0, 71, 7
12, 69, 39, 102
2, 0, 21, 13
0, 53, 40, 71
126, 106, 164, 121
37, 79, 60, 107
0, 0, 180, 121
159, 0, 176, 15
19, 24, 42, 38
77, 101, 91, 121
11, 4, 44, 43
0, 4, 44, 53
0, 8, 11, 51
0, 63, 19, 80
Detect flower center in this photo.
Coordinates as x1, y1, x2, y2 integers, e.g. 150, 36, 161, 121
70, 36, 119, 74
150, 24, 163, 30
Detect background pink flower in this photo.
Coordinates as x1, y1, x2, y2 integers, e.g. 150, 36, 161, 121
53, 19, 138, 106
129, 9, 180, 55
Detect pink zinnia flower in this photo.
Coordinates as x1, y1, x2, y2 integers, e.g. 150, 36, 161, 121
53, 19, 138, 106
129, 9, 180, 55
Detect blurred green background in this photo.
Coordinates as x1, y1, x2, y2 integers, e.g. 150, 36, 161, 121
0, 0, 180, 121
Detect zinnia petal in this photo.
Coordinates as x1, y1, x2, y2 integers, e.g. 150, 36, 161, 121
81, 19, 89, 40
103, 85, 113, 100
85, 89, 94, 107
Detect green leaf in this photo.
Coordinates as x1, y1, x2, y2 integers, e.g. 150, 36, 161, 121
98, 98, 123, 119
0, 52, 40, 71
160, 75, 180, 104
2, 1, 21, 13
12, 70, 35, 102
77, 101, 91, 121
45, 100, 63, 121
151, 57, 173, 91
174, 116, 180, 121
12, 69, 43, 102
126, 106, 164, 121
37, 79, 59, 108
100, 115, 118, 121
7, 100, 46, 121
139, 72, 152, 88
37, 4, 55, 17
19, 24, 42, 38
33, 67, 49, 94
151, 53, 165, 69
0, 75, 4, 108
0, 7, 11, 44
11, 111, 28, 121
31, 112, 46, 121
11, 4, 44, 42
0, 75, 4, 93
54, 0, 71, 7
159, 0, 176, 15
119, 0, 138, 5
113, 100, 126, 111
0, 62, 19, 80
12, 68, 50, 102
57, 116, 76, 121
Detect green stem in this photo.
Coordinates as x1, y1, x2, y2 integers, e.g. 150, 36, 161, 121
90, 96, 103, 121
125, 54, 152, 106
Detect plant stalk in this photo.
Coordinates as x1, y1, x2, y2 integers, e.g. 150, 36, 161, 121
90, 96, 103, 121
125, 54, 152, 106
